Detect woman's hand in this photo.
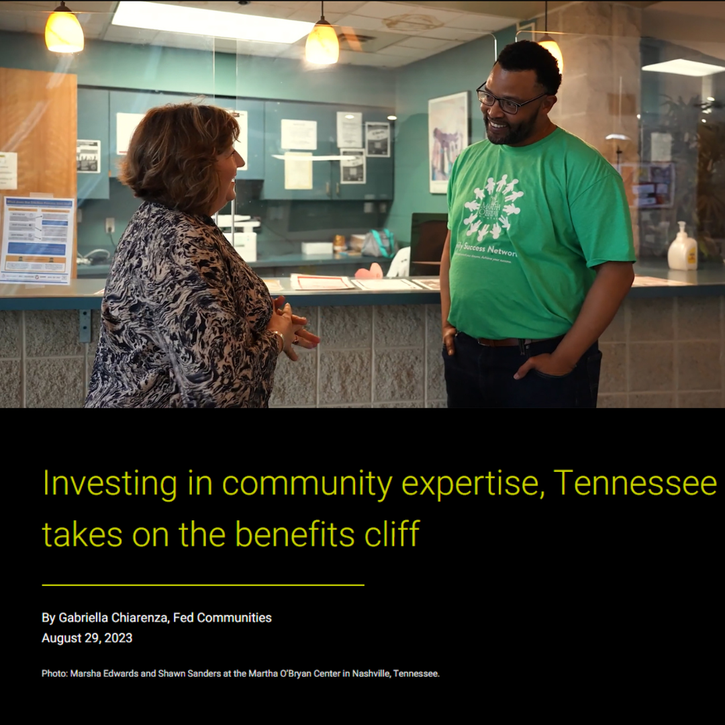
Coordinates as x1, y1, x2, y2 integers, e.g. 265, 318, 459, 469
268, 298, 321, 361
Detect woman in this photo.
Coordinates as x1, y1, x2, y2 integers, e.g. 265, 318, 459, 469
85, 103, 319, 408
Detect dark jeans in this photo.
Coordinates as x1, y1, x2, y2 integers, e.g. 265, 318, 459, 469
443, 332, 602, 408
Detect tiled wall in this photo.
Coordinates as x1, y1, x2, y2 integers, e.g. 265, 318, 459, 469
0, 296, 723, 408
598, 296, 724, 408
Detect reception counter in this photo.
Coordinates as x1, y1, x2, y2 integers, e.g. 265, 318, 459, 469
1, 261, 723, 408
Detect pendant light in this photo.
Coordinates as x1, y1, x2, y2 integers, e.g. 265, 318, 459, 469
538, 1, 563, 73
305, 1, 339, 65
45, 1, 84, 53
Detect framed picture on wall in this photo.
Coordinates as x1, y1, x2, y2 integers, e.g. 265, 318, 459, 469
429, 91, 469, 194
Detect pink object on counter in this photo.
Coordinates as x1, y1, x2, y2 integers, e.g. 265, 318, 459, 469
354, 263, 384, 279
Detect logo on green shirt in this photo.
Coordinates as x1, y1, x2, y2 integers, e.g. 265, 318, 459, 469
461, 174, 524, 246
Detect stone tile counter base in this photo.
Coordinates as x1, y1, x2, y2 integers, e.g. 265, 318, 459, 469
1, 297, 722, 408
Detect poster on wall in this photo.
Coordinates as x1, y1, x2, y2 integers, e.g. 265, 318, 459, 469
0, 196, 75, 285
283, 152, 313, 190
0, 151, 18, 189
281, 119, 317, 150
116, 112, 146, 156
340, 149, 366, 184
365, 122, 390, 157
337, 112, 363, 148
76, 140, 101, 173
428, 91, 469, 194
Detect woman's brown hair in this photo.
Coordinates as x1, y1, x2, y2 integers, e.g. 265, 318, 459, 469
119, 103, 240, 216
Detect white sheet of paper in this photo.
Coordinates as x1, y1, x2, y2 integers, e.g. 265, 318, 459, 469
77, 139, 101, 174
0, 151, 18, 190
337, 112, 363, 148
365, 122, 391, 157
352, 279, 420, 291
632, 275, 692, 287
340, 149, 366, 184
281, 119, 317, 150
262, 279, 284, 292
411, 278, 441, 290
290, 274, 355, 290
0, 196, 75, 285
283, 152, 313, 190
650, 132, 672, 163
116, 112, 146, 155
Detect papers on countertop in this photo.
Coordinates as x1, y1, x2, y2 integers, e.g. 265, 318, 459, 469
290, 274, 356, 290
285, 275, 441, 292
262, 279, 284, 292
411, 278, 440, 290
632, 275, 693, 286
352, 278, 422, 291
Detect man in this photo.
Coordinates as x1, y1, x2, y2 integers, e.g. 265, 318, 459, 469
440, 40, 636, 408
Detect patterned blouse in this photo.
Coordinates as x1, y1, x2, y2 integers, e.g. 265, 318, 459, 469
85, 201, 279, 408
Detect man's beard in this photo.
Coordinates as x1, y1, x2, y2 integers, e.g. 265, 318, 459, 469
484, 113, 537, 146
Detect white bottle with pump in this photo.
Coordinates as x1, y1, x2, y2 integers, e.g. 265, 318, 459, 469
667, 221, 698, 271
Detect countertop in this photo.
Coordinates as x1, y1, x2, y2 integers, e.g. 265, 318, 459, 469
75, 252, 390, 279
1, 261, 724, 310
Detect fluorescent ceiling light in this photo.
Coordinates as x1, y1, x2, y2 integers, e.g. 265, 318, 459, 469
112, 1, 314, 44
642, 59, 725, 77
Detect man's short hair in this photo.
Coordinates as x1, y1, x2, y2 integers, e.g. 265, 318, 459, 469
119, 103, 240, 216
496, 40, 562, 96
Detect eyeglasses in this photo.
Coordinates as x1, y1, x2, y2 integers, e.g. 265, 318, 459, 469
476, 84, 549, 115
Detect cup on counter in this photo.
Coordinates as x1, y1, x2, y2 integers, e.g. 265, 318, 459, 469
333, 234, 347, 252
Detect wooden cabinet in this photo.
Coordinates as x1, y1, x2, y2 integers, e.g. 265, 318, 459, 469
0, 67, 78, 274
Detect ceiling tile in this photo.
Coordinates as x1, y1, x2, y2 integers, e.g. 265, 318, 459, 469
351, 1, 463, 24
443, 13, 519, 32
414, 26, 489, 41
395, 35, 453, 49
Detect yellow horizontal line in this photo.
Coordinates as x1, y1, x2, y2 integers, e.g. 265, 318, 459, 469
41, 583, 365, 587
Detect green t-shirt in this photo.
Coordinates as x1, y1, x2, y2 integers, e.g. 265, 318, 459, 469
446, 127, 636, 339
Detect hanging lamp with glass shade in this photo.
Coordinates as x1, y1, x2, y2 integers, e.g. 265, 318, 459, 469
538, 1, 563, 73
305, 1, 339, 65
45, 1, 84, 53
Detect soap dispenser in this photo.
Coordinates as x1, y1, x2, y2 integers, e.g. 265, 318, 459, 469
667, 221, 698, 271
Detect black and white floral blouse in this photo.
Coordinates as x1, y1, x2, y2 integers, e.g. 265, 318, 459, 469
85, 201, 279, 408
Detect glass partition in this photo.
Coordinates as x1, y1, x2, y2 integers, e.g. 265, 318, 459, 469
518, 2, 725, 264
1, 1, 722, 292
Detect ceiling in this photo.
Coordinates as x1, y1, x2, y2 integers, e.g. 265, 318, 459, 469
0, 1, 722, 67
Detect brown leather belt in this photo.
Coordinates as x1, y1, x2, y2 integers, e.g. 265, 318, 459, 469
476, 337, 545, 347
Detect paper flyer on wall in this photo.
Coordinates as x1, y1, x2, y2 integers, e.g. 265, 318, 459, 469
283, 152, 313, 190
0, 151, 18, 189
77, 140, 101, 173
280, 119, 317, 150
337, 112, 363, 148
365, 122, 391, 157
0, 197, 75, 285
340, 149, 366, 184
116, 112, 146, 156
